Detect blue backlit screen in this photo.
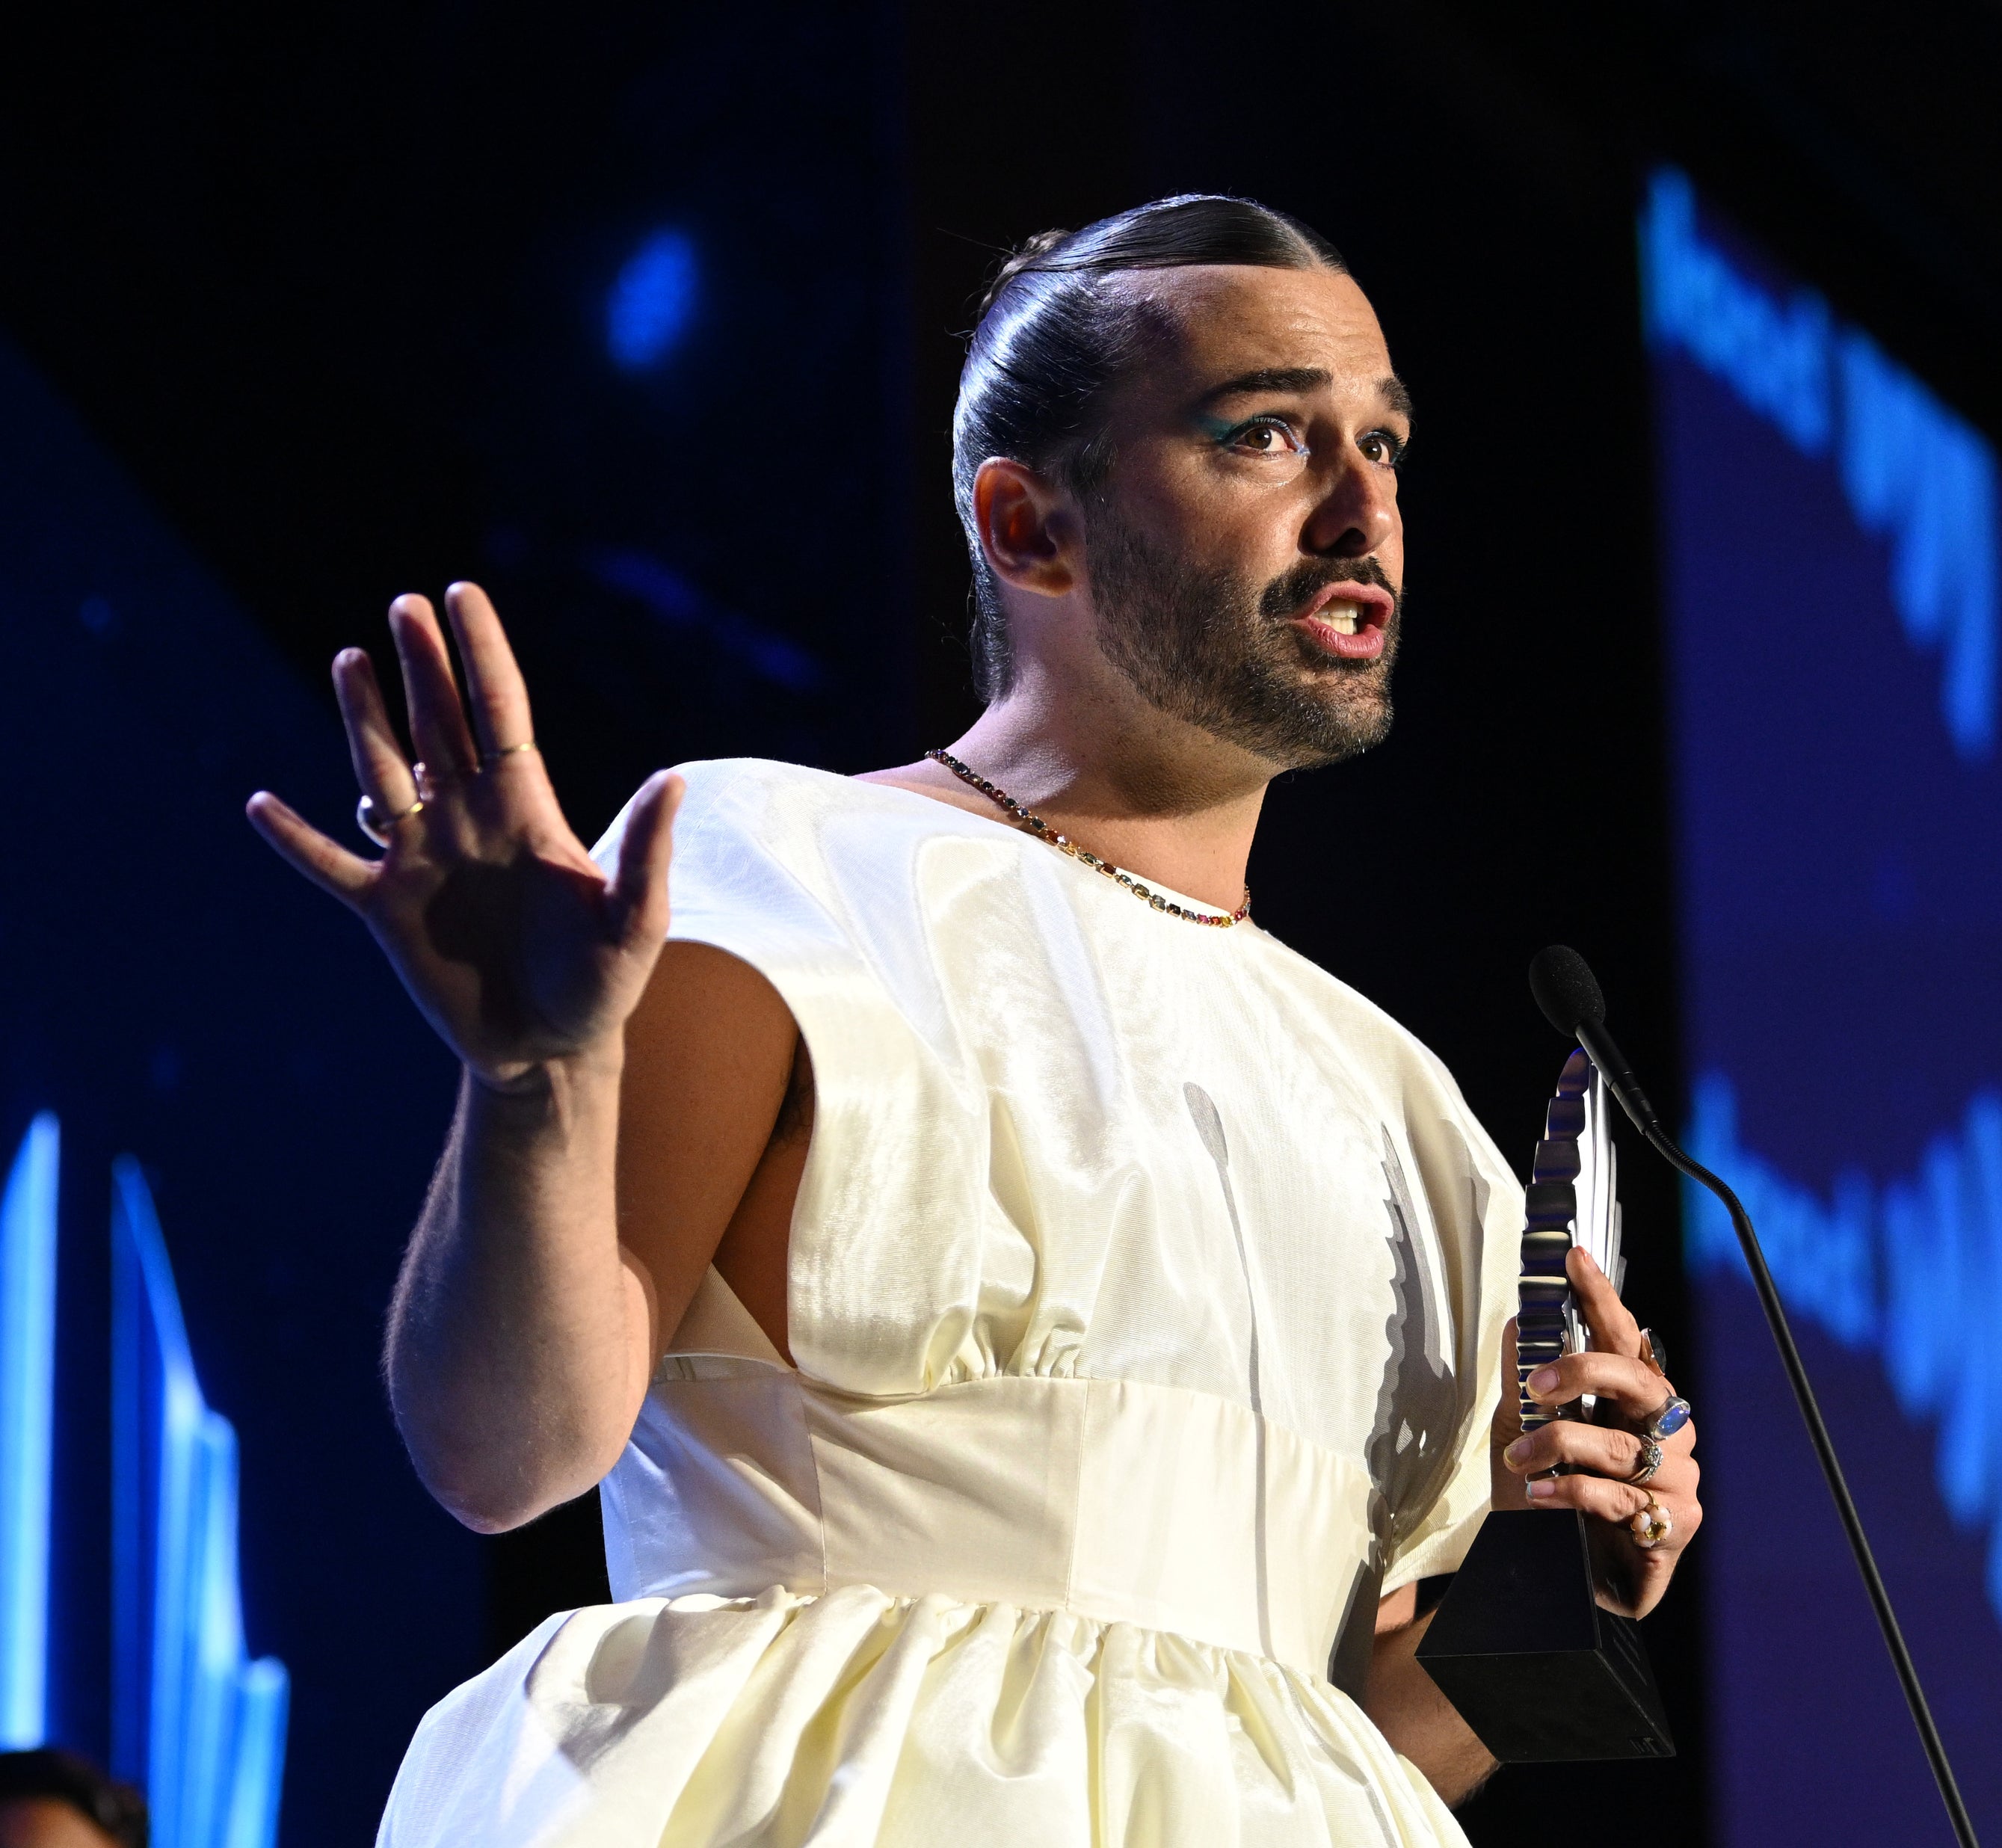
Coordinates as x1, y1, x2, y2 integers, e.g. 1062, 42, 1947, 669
1645, 171, 2002, 1837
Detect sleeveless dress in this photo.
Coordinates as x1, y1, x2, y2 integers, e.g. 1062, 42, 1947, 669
377, 759, 1524, 1848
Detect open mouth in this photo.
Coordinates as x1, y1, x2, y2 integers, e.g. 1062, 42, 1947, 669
1290, 580, 1395, 659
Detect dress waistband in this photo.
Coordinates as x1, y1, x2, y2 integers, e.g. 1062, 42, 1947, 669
600, 1370, 1376, 1682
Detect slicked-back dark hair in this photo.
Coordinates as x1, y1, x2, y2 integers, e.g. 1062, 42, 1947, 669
952, 194, 1347, 699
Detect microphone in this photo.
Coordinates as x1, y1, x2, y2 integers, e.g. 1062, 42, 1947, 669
1527, 947, 1978, 1848
1527, 944, 1662, 1134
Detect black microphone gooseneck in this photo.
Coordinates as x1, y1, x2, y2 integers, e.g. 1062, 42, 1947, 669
1528, 946, 1979, 1848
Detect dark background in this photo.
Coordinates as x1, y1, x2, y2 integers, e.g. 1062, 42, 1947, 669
5, 2, 2001, 1841
1654, 181, 2002, 1843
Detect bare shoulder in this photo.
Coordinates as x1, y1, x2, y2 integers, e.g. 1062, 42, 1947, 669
614, 942, 804, 1347
619, 943, 801, 1206
624, 941, 797, 1091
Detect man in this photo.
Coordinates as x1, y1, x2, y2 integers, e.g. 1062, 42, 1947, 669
251, 194, 1698, 1846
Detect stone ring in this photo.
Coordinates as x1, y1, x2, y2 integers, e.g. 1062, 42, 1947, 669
1627, 1438, 1664, 1485
1642, 1393, 1693, 1443
1630, 1494, 1673, 1549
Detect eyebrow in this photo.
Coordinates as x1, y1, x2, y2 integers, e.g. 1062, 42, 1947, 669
1198, 366, 1331, 403
1196, 366, 1416, 424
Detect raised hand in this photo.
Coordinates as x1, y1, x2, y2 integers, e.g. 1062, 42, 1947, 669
1491, 1248, 1702, 1618
247, 583, 680, 1088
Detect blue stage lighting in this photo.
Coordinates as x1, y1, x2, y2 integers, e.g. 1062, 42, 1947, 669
606, 229, 699, 372
1651, 167, 2002, 1836
1642, 167, 1998, 760
1686, 1075, 2002, 1608
111, 1157, 288, 1848
0, 1114, 58, 1749
586, 546, 821, 692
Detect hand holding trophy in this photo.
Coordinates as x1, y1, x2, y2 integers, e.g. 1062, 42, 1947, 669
1416, 1048, 1692, 1761
1503, 1051, 1701, 1616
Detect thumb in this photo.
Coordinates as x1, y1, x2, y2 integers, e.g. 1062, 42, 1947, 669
608, 771, 684, 949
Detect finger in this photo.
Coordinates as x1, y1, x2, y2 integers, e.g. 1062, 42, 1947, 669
1525, 1349, 1681, 1423
1525, 1464, 1700, 1558
1642, 1452, 1700, 1505
1569, 1245, 1643, 1357
247, 792, 373, 905
1491, 1316, 1524, 1446
1503, 1417, 1652, 1480
609, 771, 684, 949
1522, 1470, 1657, 1526
332, 648, 418, 811
389, 594, 479, 776
443, 582, 536, 760
1489, 1317, 1526, 1505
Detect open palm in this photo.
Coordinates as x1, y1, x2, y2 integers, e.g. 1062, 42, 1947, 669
247, 583, 679, 1088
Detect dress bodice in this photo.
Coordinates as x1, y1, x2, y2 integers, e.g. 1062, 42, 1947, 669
596, 760, 1521, 1686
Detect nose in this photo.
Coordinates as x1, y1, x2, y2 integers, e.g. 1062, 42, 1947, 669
1302, 450, 1398, 561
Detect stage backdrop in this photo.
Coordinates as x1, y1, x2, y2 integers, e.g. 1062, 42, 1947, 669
1645, 169, 2002, 1839
0, 330, 483, 1847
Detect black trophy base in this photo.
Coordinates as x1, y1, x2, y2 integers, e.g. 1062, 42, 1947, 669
1413, 1509, 1675, 1762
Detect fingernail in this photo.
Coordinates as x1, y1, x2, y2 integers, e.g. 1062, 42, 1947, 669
1577, 1248, 1601, 1274
1527, 1479, 1558, 1500
1527, 1367, 1560, 1396
1504, 1436, 1534, 1464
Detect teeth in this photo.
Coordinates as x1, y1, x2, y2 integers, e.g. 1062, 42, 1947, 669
1326, 603, 1360, 635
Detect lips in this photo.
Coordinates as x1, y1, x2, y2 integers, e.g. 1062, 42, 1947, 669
1290, 579, 1394, 662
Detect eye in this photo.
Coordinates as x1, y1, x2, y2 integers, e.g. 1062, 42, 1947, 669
1360, 428, 1408, 467
1214, 415, 1310, 467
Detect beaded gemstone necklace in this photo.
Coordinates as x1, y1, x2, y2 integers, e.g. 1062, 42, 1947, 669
925, 748, 1251, 928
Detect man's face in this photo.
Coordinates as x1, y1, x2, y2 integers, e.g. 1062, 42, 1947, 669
1079, 264, 1409, 770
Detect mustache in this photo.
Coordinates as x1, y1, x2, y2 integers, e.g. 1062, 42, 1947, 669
1257, 556, 1399, 623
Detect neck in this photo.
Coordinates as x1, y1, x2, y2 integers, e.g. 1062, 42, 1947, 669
895, 662, 1277, 913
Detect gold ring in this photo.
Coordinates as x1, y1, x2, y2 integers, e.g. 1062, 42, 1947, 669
1630, 1494, 1672, 1549
357, 793, 424, 849
484, 739, 539, 766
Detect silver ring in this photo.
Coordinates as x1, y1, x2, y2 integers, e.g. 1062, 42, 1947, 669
1627, 1439, 1663, 1485
357, 793, 423, 848
1642, 1393, 1693, 1443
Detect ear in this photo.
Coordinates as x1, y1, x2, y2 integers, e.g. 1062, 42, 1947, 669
972, 457, 1079, 599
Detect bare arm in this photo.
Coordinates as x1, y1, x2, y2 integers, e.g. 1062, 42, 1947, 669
386, 1055, 635, 1530
385, 943, 798, 1530
249, 584, 797, 1533
1364, 1586, 1497, 1808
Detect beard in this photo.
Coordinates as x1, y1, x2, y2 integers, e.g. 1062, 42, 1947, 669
1081, 502, 1401, 770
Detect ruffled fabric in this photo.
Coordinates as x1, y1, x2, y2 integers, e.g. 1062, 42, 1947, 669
379, 1586, 1467, 1848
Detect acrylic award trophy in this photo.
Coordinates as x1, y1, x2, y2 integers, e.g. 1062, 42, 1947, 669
1413, 1047, 1676, 1761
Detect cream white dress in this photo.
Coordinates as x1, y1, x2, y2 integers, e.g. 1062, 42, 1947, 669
377, 759, 1524, 1848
